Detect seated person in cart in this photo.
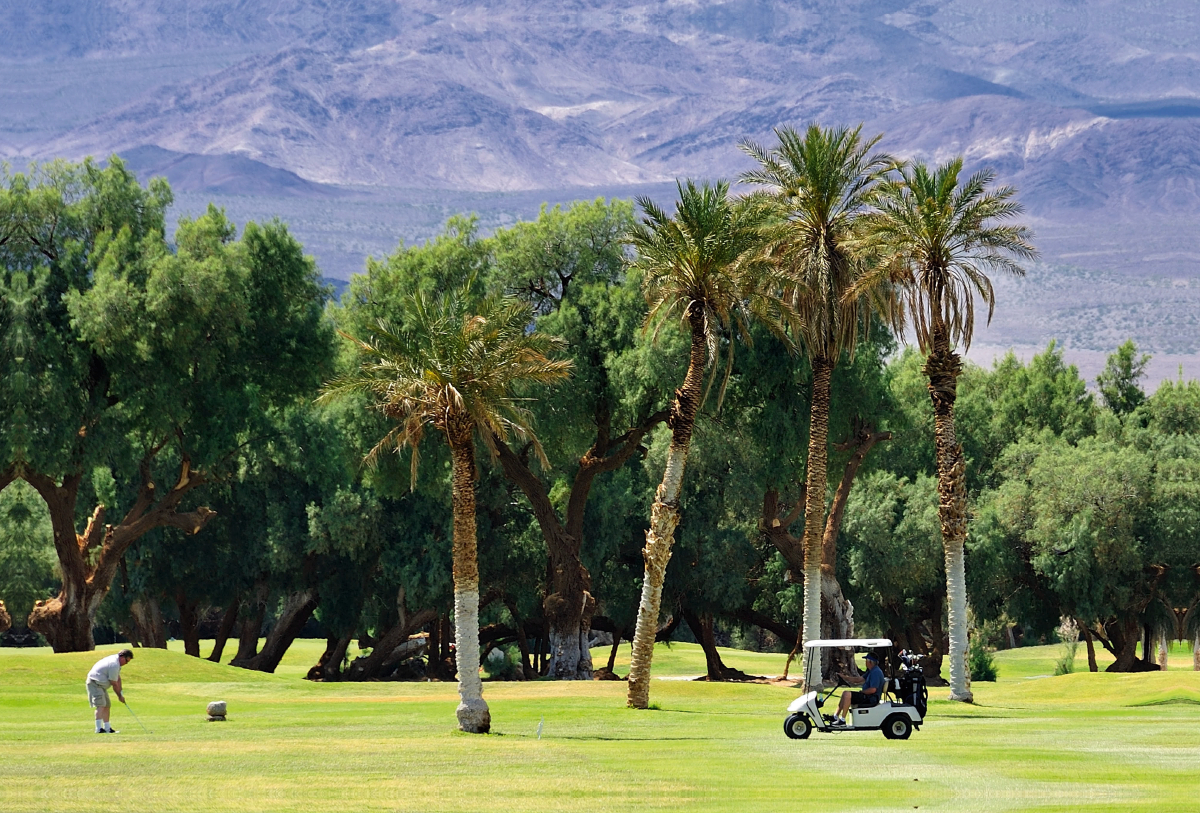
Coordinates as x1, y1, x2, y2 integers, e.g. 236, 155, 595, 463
832, 651, 885, 725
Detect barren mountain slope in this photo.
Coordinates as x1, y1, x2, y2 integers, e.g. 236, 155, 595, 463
24, 0, 1200, 215
6, 0, 1200, 367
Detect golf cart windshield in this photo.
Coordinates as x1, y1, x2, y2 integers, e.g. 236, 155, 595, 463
802, 638, 892, 688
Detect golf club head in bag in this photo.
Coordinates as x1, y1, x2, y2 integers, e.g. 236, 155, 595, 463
896, 651, 929, 719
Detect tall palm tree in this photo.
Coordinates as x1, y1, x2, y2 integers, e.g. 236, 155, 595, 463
864, 158, 1035, 701
740, 125, 897, 671
323, 287, 572, 732
624, 180, 789, 709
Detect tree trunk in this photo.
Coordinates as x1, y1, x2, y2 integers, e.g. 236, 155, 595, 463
944, 541, 970, 697
426, 615, 442, 679
494, 407, 665, 682
23, 461, 214, 653
539, 521, 593, 682
627, 311, 706, 710
819, 422, 890, 650
684, 610, 729, 681
1194, 635, 1199, 672
922, 611, 946, 683
820, 572, 855, 679
26, 475, 101, 651
442, 614, 454, 672
799, 356, 833, 679
1158, 634, 1169, 671
1106, 618, 1146, 672
234, 588, 319, 673
130, 597, 167, 649
759, 420, 888, 683
176, 589, 201, 657
504, 599, 536, 681
308, 634, 353, 681
605, 629, 623, 673
344, 609, 437, 681
1081, 621, 1099, 673
495, 439, 593, 680
627, 465, 683, 708
923, 341, 973, 702
235, 591, 267, 663
208, 600, 241, 663
447, 424, 490, 733
782, 624, 804, 681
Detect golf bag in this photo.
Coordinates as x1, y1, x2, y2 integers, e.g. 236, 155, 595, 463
895, 650, 928, 719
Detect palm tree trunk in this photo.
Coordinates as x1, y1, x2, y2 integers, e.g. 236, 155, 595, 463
627, 312, 707, 709
800, 356, 833, 688
448, 425, 490, 733
923, 340, 973, 702
820, 424, 889, 654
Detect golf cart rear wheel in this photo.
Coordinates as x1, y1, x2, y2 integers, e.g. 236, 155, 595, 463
783, 713, 812, 740
882, 714, 912, 740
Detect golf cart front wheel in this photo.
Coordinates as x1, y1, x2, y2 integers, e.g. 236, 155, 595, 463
783, 713, 812, 740
882, 714, 912, 740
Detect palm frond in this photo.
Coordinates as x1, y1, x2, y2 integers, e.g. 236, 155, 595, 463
739, 123, 899, 362
322, 284, 573, 485
865, 157, 1038, 352
626, 178, 788, 412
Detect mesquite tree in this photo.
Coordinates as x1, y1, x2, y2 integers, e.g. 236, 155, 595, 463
0, 159, 332, 651
489, 199, 669, 679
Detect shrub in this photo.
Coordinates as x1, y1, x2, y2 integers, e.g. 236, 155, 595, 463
1053, 617, 1079, 676
968, 635, 998, 682
482, 645, 521, 680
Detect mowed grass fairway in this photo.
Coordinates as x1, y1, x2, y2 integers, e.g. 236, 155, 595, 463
4, 641, 1200, 813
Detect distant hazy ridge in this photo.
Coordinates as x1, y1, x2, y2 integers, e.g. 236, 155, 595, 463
4, 1, 1200, 373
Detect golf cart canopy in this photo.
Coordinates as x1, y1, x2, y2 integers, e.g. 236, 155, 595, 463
803, 639, 892, 649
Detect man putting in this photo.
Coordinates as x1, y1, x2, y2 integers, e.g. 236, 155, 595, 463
831, 651, 885, 726
86, 649, 133, 734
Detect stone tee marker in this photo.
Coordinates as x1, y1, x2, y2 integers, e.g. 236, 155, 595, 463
207, 701, 227, 722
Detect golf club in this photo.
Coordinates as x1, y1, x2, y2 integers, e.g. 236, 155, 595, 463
122, 699, 152, 733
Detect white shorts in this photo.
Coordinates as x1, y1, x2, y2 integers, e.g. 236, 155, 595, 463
86, 682, 110, 708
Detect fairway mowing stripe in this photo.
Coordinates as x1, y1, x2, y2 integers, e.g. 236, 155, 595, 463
8, 643, 1200, 812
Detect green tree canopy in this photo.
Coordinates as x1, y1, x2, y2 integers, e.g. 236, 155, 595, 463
0, 158, 334, 651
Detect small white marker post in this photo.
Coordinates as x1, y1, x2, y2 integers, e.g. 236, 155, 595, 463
536, 716, 544, 740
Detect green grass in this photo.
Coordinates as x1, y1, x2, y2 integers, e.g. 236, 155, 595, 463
3, 641, 1199, 813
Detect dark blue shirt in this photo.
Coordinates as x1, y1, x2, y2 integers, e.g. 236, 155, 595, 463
860, 665, 885, 702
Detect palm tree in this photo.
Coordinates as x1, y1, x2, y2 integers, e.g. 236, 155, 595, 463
323, 287, 572, 731
624, 179, 789, 709
864, 158, 1035, 701
739, 124, 897, 672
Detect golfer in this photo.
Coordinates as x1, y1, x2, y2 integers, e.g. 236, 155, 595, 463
86, 649, 133, 734
831, 651, 885, 726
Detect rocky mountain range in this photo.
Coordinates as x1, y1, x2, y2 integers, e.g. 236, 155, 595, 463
3, 0, 1200, 375
7, 1, 1200, 203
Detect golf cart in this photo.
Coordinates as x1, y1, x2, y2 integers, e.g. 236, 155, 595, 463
783, 638, 928, 740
